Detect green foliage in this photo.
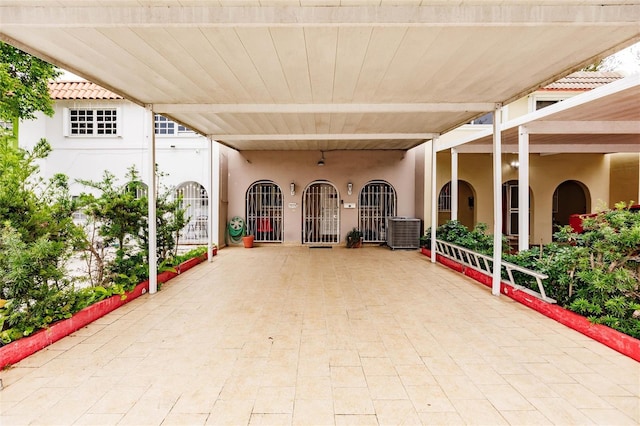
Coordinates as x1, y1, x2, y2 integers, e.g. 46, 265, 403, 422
0, 149, 191, 345
509, 205, 640, 338
425, 220, 504, 255
168, 246, 208, 266
346, 228, 363, 248
77, 165, 187, 289
432, 214, 640, 339
0, 42, 61, 122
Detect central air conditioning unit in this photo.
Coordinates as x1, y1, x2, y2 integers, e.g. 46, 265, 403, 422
386, 217, 421, 250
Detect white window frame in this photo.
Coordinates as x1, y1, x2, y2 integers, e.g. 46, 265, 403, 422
528, 94, 571, 113
63, 107, 121, 137
154, 114, 193, 136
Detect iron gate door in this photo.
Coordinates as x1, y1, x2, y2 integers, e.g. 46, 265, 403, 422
176, 181, 208, 245
303, 181, 339, 244
246, 180, 283, 242
359, 181, 397, 243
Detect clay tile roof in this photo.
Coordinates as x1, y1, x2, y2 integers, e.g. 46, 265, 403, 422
540, 71, 624, 91
48, 81, 123, 100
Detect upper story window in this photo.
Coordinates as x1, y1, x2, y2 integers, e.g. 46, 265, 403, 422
467, 112, 493, 125
155, 114, 192, 135
535, 100, 560, 110
69, 109, 118, 136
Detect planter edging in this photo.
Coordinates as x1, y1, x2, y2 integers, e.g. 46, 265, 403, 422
420, 247, 640, 362
0, 249, 215, 369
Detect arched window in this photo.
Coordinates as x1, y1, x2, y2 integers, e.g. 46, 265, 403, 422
125, 181, 148, 199
175, 181, 208, 244
358, 180, 397, 243
246, 180, 283, 242
437, 181, 476, 229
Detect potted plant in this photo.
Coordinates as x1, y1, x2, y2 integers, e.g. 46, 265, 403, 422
346, 228, 363, 248
242, 231, 254, 248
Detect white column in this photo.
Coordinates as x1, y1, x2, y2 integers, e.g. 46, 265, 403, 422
451, 148, 459, 221
207, 137, 221, 261
430, 135, 439, 263
491, 105, 503, 296
145, 105, 158, 294
518, 126, 530, 252
207, 137, 214, 262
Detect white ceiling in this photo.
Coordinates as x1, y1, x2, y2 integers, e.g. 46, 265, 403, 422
1, 1, 639, 151
441, 75, 640, 154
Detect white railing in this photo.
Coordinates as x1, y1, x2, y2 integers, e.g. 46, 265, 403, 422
435, 239, 556, 304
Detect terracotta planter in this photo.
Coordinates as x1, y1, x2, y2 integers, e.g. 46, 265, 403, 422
242, 235, 254, 248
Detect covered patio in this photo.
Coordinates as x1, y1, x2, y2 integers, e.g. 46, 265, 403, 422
1, 246, 638, 425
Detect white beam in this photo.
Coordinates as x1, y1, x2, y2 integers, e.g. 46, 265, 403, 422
451, 148, 458, 222
492, 105, 503, 297
213, 133, 437, 141
456, 142, 640, 154
154, 103, 494, 114
145, 105, 158, 295
524, 121, 640, 134
2, 5, 639, 27
518, 126, 530, 253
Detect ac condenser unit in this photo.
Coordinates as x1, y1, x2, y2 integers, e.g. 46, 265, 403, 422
386, 217, 421, 250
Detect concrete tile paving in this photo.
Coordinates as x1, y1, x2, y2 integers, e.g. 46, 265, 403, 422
1, 246, 638, 425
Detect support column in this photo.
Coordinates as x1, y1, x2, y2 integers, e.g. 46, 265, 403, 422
451, 148, 459, 221
207, 137, 220, 261
492, 105, 503, 296
430, 135, 439, 263
145, 105, 158, 294
518, 126, 530, 252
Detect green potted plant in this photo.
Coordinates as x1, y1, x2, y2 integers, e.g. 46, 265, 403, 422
346, 228, 363, 248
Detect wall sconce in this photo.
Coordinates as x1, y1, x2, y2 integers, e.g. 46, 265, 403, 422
347, 182, 353, 196
510, 160, 520, 169
290, 182, 295, 196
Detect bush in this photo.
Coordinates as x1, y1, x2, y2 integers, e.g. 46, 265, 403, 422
424, 220, 504, 255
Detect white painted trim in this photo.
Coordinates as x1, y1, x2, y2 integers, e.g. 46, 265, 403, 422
518, 126, 530, 253
430, 136, 438, 264
213, 133, 436, 141
3, 5, 639, 27
145, 105, 157, 295
154, 103, 494, 114
524, 121, 640, 134
451, 148, 458, 222
492, 105, 503, 297
455, 143, 640, 154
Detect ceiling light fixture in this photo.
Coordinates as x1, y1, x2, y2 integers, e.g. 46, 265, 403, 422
317, 151, 325, 166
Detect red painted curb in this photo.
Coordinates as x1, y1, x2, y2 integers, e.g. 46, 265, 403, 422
420, 248, 640, 362
0, 251, 213, 369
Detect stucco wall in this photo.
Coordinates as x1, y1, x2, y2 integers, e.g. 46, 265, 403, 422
436, 152, 609, 244
19, 102, 211, 196
609, 153, 640, 206
226, 149, 416, 244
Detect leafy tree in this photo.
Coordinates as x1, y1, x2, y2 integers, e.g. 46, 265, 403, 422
77, 166, 187, 288
0, 42, 60, 122
0, 140, 83, 343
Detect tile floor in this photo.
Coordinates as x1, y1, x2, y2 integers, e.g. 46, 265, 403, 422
0, 246, 638, 425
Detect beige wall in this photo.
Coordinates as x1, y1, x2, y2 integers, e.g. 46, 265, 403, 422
609, 153, 640, 206
435, 152, 610, 244
226, 150, 417, 244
